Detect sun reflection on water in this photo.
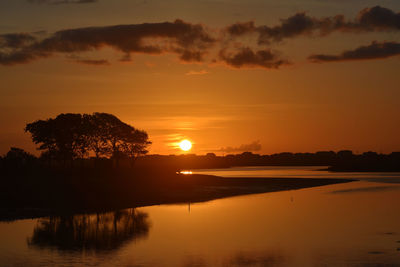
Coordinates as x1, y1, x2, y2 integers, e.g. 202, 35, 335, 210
178, 170, 193, 175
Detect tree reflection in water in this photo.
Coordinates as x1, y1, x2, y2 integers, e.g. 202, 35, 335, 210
28, 209, 150, 251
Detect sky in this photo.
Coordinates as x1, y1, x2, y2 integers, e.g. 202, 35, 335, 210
0, 0, 400, 155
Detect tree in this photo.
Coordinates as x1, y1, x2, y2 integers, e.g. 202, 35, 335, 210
120, 129, 151, 166
25, 113, 151, 166
25, 113, 87, 163
85, 113, 151, 164
83, 113, 112, 158
4, 147, 36, 163
1, 147, 37, 169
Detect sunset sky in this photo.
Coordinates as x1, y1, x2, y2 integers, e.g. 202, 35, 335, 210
1, 0, 400, 155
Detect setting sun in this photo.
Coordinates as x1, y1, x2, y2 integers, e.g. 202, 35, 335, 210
179, 140, 192, 151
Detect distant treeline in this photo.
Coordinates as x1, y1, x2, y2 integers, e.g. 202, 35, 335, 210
2, 148, 400, 172
135, 150, 400, 171
0, 112, 399, 172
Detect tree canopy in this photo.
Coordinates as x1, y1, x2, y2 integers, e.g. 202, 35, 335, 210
25, 113, 151, 162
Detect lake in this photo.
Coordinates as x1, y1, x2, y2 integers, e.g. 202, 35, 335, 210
1, 166, 400, 266
191, 166, 400, 183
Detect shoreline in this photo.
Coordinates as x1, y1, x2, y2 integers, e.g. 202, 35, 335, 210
0, 174, 355, 222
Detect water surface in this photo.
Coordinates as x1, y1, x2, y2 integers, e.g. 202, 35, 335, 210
1, 167, 400, 266
192, 166, 400, 183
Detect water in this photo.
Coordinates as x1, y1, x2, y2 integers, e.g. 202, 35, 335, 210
1, 167, 400, 266
191, 166, 400, 183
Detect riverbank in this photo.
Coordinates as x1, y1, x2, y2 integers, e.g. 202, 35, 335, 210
0, 169, 354, 221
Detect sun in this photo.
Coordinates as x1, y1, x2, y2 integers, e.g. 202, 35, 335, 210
179, 139, 192, 152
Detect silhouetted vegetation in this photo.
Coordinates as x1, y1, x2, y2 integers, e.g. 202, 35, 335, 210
3, 145, 399, 176
1, 147, 37, 169
0, 147, 352, 221
133, 150, 400, 171
25, 112, 150, 166
2, 112, 396, 220
2, 112, 399, 172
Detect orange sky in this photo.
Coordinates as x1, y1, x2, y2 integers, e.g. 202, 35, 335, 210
1, 0, 400, 155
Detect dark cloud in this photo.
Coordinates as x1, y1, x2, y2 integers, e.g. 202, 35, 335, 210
0, 33, 36, 48
357, 6, 400, 30
27, 0, 98, 4
258, 13, 317, 43
226, 6, 400, 44
1, 6, 399, 68
219, 47, 288, 69
0, 50, 40, 66
177, 49, 205, 62
309, 41, 400, 62
74, 59, 110, 65
219, 140, 262, 153
226, 21, 256, 36
0, 20, 215, 65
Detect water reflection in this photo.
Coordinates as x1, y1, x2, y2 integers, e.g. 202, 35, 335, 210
192, 166, 400, 183
225, 251, 285, 267
181, 251, 285, 267
27, 209, 150, 252
330, 185, 400, 194
1, 180, 400, 266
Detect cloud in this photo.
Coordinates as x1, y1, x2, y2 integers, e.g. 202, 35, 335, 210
0, 33, 36, 48
219, 47, 289, 69
226, 21, 256, 36
226, 6, 400, 44
309, 41, 400, 62
357, 6, 400, 30
27, 0, 98, 4
0, 20, 215, 66
257, 12, 319, 43
74, 59, 110, 65
185, 70, 209, 75
219, 140, 262, 153
0, 33, 42, 65
1, 6, 400, 68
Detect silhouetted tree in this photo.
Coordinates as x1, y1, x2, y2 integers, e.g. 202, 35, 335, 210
25, 113, 151, 166
2, 147, 37, 168
337, 150, 353, 158
83, 113, 111, 158
119, 129, 151, 166
84, 113, 151, 165
25, 113, 87, 163
4, 147, 36, 161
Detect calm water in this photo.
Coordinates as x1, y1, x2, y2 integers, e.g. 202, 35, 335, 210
1, 167, 400, 266
192, 166, 400, 183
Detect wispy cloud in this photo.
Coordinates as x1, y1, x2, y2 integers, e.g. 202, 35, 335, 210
219, 140, 262, 153
219, 47, 289, 69
74, 58, 110, 65
309, 41, 400, 62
